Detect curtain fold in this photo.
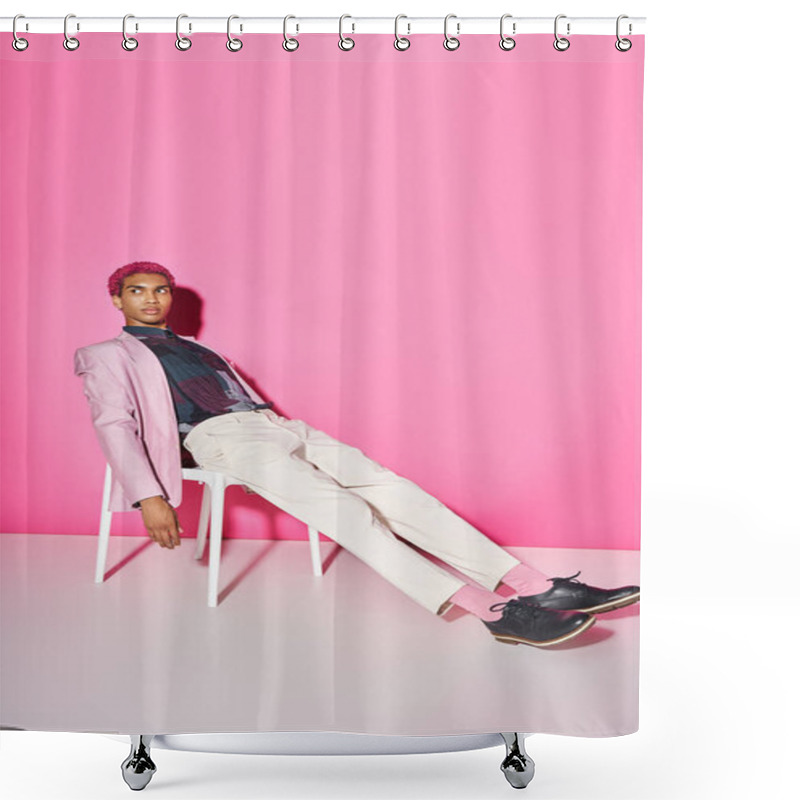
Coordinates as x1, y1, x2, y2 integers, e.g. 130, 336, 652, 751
1, 32, 644, 736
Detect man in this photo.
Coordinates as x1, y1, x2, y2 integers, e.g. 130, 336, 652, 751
75, 261, 640, 649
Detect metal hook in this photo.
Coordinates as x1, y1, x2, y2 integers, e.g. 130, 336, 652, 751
122, 14, 138, 51
443, 13, 460, 51
339, 14, 355, 51
63, 13, 80, 51
176, 13, 192, 51
553, 14, 570, 51
394, 14, 410, 51
12, 14, 29, 51
499, 14, 516, 51
283, 15, 299, 51
615, 15, 632, 51
227, 15, 243, 51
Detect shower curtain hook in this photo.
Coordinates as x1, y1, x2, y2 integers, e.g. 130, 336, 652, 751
11, 14, 29, 51
283, 15, 299, 51
553, 14, 570, 51
63, 13, 80, 51
176, 14, 192, 51
499, 14, 516, 51
226, 15, 243, 52
394, 14, 411, 51
443, 14, 460, 51
615, 15, 633, 51
339, 14, 355, 51
122, 15, 139, 51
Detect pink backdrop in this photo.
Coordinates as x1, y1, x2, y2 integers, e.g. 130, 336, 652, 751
0, 33, 643, 550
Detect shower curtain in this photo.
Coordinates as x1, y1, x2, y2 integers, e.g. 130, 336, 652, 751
0, 29, 643, 737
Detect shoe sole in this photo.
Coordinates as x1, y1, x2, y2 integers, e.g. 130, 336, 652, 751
492, 615, 596, 648
573, 592, 640, 615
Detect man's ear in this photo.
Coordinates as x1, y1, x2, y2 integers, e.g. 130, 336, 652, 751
111, 295, 123, 311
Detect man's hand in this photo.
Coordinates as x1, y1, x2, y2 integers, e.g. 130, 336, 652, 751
139, 496, 182, 549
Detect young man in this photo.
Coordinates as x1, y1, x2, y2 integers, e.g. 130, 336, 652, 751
75, 261, 640, 649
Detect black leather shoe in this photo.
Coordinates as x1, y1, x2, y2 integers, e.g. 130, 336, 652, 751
482, 599, 595, 647
518, 572, 640, 614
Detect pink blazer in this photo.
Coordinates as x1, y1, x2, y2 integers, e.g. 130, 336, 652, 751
74, 331, 266, 512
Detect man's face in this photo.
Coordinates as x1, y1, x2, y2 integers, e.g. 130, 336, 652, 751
112, 272, 173, 328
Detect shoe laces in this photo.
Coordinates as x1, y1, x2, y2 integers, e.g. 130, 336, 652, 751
513, 572, 585, 609
549, 571, 585, 588
489, 598, 545, 620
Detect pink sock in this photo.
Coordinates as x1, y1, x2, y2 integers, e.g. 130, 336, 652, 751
500, 563, 552, 596
447, 584, 508, 621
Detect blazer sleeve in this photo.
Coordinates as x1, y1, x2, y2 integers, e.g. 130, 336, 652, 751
74, 346, 168, 509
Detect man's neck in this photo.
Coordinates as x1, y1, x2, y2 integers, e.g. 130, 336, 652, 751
124, 324, 173, 334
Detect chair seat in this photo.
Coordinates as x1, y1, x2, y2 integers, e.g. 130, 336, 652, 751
181, 467, 246, 491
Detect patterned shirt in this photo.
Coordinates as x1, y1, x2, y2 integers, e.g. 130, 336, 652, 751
123, 326, 273, 439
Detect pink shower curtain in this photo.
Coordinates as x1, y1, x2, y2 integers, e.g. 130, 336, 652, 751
1, 31, 643, 736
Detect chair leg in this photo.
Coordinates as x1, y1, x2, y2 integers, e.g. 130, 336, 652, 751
207, 478, 225, 607
308, 527, 323, 576
96, 507, 113, 583
96, 464, 114, 583
194, 482, 211, 560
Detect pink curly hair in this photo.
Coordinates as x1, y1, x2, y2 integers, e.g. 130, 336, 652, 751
107, 261, 176, 296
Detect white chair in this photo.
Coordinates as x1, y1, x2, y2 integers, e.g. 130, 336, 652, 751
96, 463, 323, 607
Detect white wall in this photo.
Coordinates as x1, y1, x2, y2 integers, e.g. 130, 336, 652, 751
1, 2, 797, 798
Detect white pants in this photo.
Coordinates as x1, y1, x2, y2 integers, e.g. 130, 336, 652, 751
184, 409, 521, 616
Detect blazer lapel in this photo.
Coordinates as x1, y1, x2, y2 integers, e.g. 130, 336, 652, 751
116, 330, 168, 374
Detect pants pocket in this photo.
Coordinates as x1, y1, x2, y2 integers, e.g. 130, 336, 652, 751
184, 429, 224, 465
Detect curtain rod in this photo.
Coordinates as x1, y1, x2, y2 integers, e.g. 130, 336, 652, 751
2, 16, 646, 36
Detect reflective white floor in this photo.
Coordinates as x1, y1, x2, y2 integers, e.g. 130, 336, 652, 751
0, 533, 639, 736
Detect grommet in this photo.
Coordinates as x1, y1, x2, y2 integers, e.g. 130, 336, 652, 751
499, 14, 516, 51
394, 14, 411, 51
64, 13, 80, 51
226, 15, 243, 52
339, 14, 355, 51
553, 14, 570, 52
12, 14, 29, 51
283, 15, 299, 51
444, 14, 460, 51
615, 15, 633, 51
176, 13, 192, 51
122, 14, 138, 51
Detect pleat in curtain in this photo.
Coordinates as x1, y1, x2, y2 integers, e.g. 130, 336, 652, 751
0, 31, 643, 737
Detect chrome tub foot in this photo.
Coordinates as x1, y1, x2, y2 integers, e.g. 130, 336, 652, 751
500, 732, 535, 789
121, 734, 157, 791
